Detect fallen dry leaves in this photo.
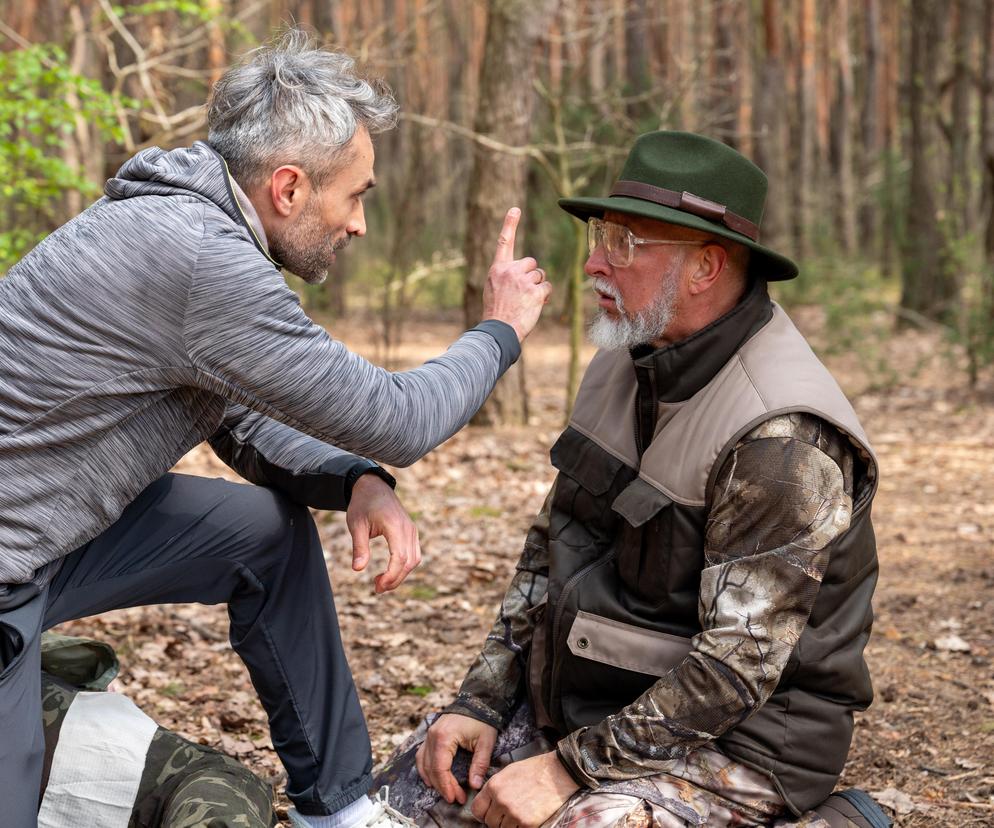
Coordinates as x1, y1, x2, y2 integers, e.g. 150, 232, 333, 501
59, 309, 994, 826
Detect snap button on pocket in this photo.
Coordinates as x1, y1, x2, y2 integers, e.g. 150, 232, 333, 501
577, 636, 589, 649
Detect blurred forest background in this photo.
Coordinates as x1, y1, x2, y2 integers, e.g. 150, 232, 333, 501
2, 0, 994, 416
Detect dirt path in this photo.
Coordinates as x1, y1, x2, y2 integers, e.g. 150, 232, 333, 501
62, 312, 994, 825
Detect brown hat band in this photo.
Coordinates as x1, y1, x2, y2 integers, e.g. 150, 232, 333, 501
610, 180, 760, 241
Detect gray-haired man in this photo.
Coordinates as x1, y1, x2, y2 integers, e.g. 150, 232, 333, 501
0, 32, 550, 828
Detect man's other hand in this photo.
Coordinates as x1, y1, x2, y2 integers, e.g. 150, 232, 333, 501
471, 751, 579, 828
482, 207, 553, 343
415, 713, 498, 805
346, 473, 421, 593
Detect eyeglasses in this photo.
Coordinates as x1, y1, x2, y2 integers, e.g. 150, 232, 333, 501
587, 217, 706, 268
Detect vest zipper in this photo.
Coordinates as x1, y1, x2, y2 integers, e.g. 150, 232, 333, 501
633, 363, 656, 457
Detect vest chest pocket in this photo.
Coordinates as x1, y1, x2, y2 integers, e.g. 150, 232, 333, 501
549, 428, 633, 540
611, 478, 704, 607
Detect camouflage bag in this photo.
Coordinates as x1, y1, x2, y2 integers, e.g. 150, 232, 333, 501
37, 631, 276, 828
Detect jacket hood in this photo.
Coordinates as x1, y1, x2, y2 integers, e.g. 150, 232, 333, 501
104, 141, 276, 265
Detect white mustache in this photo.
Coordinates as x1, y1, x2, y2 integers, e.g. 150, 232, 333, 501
591, 278, 624, 312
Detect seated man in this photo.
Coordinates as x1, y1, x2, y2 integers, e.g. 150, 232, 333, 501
376, 132, 890, 828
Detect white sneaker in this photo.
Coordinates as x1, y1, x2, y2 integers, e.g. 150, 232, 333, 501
361, 787, 416, 828
287, 788, 415, 828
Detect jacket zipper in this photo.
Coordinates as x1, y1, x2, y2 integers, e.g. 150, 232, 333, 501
633, 363, 656, 457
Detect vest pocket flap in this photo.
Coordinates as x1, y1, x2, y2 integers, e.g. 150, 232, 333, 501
611, 478, 672, 527
550, 427, 627, 495
566, 611, 693, 677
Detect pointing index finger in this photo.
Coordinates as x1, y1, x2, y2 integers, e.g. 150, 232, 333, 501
491, 207, 520, 266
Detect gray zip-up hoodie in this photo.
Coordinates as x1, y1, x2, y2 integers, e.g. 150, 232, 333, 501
0, 141, 518, 597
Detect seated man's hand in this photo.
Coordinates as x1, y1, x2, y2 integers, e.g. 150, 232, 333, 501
346, 473, 421, 593
415, 713, 497, 805
471, 751, 579, 828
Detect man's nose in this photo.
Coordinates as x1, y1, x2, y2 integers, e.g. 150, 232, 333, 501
584, 243, 610, 278
348, 201, 366, 237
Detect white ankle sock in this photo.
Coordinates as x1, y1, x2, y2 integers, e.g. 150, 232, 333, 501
298, 795, 374, 828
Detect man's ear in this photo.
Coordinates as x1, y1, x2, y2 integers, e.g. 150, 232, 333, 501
269, 165, 311, 218
687, 243, 728, 296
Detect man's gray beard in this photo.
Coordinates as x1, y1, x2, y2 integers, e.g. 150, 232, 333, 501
588, 272, 679, 351
268, 200, 350, 285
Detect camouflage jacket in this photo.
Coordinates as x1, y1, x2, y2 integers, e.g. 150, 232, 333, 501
444, 287, 879, 813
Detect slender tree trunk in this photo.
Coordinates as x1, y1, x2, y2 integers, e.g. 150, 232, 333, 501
736, 0, 754, 159
667, 0, 692, 129
982, 0, 994, 260
794, 0, 817, 259
462, 0, 557, 426
711, 0, 737, 145
625, 0, 651, 121
754, 0, 790, 254
950, 0, 977, 236
834, 0, 857, 254
859, 0, 882, 249
879, 0, 902, 278
206, 0, 227, 87
901, 0, 955, 322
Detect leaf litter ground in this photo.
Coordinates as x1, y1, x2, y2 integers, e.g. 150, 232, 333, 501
60, 310, 994, 826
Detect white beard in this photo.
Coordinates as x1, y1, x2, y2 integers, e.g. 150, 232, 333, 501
587, 273, 679, 351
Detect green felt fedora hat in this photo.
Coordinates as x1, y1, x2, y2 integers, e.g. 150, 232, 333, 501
559, 131, 798, 281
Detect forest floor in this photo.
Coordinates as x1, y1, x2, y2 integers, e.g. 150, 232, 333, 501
61, 307, 994, 827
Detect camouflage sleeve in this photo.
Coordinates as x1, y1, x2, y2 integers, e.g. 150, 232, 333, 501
442, 483, 555, 729
557, 413, 860, 787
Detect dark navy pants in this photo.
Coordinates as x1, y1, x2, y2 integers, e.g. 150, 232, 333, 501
0, 473, 371, 827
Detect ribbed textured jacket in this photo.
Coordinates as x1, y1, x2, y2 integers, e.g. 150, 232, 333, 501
0, 141, 518, 596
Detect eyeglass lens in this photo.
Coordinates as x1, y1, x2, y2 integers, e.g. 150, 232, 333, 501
587, 219, 632, 267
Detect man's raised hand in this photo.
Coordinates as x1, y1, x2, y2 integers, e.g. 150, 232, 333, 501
482, 208, 553, 343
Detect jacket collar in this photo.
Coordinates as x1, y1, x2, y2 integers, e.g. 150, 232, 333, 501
203, 143, 284, 269
630, 278, 774, 403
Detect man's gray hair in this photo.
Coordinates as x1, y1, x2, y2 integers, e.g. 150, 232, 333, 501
207, 29, 398, 188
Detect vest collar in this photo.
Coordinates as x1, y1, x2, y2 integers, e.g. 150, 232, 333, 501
630, 278, 774, 403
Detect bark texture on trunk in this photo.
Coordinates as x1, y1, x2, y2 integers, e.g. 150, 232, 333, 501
462, 0, 557, 426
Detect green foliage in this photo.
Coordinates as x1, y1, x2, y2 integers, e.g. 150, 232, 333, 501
468, 505, 501, 519
0, 44, 125, 272
406, 584, 437, 601
939, 224, 994, 387
772, 251, 906, 390
112, 0, 217, 22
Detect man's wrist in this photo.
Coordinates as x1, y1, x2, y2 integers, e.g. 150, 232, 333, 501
344, 462, 396, 503
556, 732, 596, 789
472, 320, 522, 373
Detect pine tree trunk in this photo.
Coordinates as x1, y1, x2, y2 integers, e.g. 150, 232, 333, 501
462, 0, 557, 426
950, 0, 977, 235
711, 0, 737, 146
834, 0, 857, 254
794, 0, 817, 259
859, 0, 882, 250
982, 0, 994, 259
901, 0, 955, 322
754, 0, 790, 255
